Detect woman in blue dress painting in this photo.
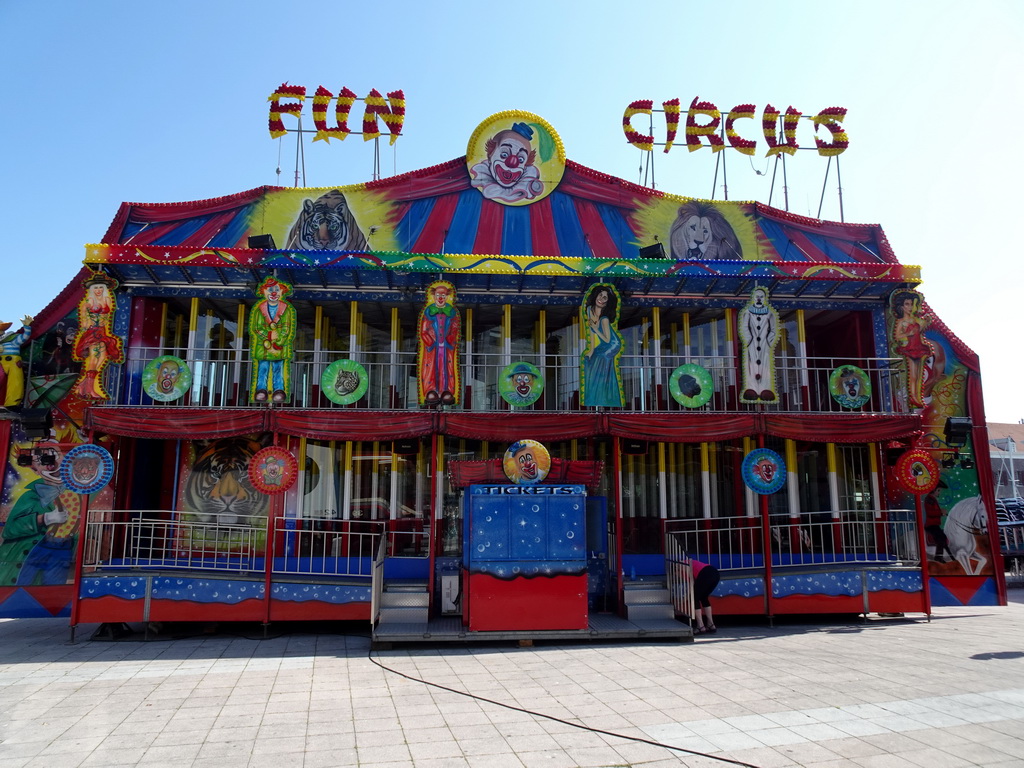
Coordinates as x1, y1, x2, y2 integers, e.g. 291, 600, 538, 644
581, 284, 624, 407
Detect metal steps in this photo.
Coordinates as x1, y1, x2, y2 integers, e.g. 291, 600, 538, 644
623, 580, 676, 621
378, 579, 429, 625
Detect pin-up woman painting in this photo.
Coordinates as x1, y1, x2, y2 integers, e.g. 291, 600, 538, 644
889, 290, 944, 409
72, 273, 123, 400
580, 283, 624, 408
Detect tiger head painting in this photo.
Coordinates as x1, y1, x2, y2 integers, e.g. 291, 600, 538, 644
284, 190, 369, 251
181, 436, 270, 527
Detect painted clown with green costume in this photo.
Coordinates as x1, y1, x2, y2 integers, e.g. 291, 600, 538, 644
249, 276, 296, 403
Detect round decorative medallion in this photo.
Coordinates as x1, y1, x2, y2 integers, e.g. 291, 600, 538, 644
141, 355, 192, 402
499, 361, 544, 407
321, 359, 369, 405
248, 446, 299, 494
669, 363, 714, 408
61, 444, 115, 494
829, 364, 871, 409
502, 439, 552, 485
895, 449, 940, 495
742, 448, 787, 495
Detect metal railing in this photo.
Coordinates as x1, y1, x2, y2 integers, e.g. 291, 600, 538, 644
82, 512, 265, 574
370, 533, 386, 628
663, 510, 920, 570
107, 345, 909, 414
82, 512, 428, 579
272, 521, 383, 577
1000, 521, 1024, 557
664, 533, 695, 624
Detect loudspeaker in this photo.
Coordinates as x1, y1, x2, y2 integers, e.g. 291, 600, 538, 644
944, 417, 972, 447
392, 438, 420, 455
247, 234, 277, 250
622, 439, 648, 455
638, 243, 666, 259
19, 409, 53, 440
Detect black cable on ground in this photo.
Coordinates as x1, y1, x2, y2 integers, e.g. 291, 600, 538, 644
368, 645, 761, 768
84, 622, 760, 766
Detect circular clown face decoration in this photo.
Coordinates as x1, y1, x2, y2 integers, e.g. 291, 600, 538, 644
502, 439, 552, 485
742, 448, 787, 495
321, 359, 369, 405
669, 364, 714, 408
466, 111, 565, 206
895, 449, 940, 495
61, 444, 115, 494
499, 361, 544, 407
248, 446, 298, 494
829, 365, 871, 409
142, 356, 192, 402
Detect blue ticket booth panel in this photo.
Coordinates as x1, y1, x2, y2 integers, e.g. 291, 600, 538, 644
463, 484, 588, 631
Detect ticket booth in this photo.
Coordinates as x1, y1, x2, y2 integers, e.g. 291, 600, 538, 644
463, 484, 588, 631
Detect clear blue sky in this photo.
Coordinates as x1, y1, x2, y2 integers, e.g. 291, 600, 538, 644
1, 0, 1019, 423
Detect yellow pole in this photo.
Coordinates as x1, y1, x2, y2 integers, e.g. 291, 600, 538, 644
158, 301, 168, 351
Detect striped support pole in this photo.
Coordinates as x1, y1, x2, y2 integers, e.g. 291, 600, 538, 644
797, 309, 809, 408
652, 307, 663, 409
658, 441, 668, 520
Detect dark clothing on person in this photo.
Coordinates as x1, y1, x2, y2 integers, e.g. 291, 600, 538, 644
692, 560, 720, 610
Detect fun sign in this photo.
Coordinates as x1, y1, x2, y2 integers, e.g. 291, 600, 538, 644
268, 83, 406, 144
623, 97, 849, 157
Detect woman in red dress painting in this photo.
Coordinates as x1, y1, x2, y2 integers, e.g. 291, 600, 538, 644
72, 274, 123, 400
891, 290, 940, 409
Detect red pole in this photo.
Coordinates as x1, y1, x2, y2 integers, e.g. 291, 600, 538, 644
914, 493, 932, 618
69, 427, 96, 633
262, 432, 281, 628
613, 436, 625, 616
427, 432, 439, 605
761, 492, 773, 619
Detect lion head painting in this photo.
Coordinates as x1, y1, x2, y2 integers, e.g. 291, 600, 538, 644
669, 201, 742, 261
285, 190, 369, 251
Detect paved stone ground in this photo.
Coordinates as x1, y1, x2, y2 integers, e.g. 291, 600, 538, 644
1, 588, 1023, 768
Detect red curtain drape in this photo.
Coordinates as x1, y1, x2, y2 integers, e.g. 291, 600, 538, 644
763, 414, 922, 444
448, 458, 604, 487
606, 413, 758, 443
86, 408, 269, 439
440, 412, 602, 442
273, 411, 434, 441
85, 407, 921, 446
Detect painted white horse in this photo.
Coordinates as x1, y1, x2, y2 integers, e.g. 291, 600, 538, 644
943, 496, 988, 575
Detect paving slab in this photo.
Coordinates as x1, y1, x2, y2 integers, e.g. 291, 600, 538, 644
0, 589, 1022, 767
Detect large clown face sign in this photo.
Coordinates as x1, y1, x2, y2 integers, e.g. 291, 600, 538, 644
502, 439, 551, 485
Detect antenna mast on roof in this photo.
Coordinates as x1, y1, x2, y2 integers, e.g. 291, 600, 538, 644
293, 117, 307, 187
638, 111, 655, 189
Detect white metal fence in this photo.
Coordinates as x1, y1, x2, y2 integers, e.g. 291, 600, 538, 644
663, 510, 920, 569
82, 512, 426, 578
664, 533, 695, 624
109, 345, 909, 414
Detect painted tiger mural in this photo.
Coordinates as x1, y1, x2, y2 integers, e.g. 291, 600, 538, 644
181, 436, 269, 527
284, 189, 369, 251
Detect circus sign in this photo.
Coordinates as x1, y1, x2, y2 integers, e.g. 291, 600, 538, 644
268, 83, 406, 143
623, 98, 849, 157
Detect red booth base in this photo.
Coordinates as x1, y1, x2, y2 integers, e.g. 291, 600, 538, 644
467, 572, 588, 632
